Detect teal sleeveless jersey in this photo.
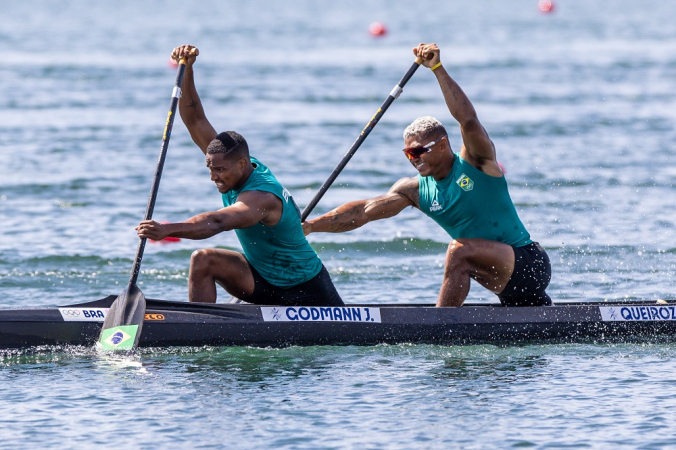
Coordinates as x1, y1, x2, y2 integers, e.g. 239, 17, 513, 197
221, 157, 322, 287
417, 153, 532, 247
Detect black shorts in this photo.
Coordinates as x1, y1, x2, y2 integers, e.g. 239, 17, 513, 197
241, 264, 344, 307
497, 242, 552, 307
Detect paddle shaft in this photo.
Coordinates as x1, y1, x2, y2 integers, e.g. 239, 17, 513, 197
128, 58, 189, 286
300, 56, 425, 222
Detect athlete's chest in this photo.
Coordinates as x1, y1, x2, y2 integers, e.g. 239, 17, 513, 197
422, 171, 478, 216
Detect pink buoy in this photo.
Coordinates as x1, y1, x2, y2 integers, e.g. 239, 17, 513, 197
538, 0, 555, 13
369, 22, 387, 37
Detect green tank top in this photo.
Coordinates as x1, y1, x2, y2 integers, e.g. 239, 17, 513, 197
222, 157, 322, 287
417, 153, 532, 247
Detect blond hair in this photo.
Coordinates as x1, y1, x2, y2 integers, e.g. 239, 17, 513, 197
403, 116, 447, 140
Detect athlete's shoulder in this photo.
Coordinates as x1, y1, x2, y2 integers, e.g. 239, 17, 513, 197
389, 176, 419, 208
458, 148, 502, 177
236, 189, 281, 206
244, 159, 278, 188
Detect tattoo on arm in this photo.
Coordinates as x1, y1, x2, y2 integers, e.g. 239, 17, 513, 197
445, 80, 459, 101
321, 181, 417, 233
187, 97, 199, 110
444, 80, 473, 109
393, 179, 419, 209
404, 185, 420, 207
328, 205, 363, 232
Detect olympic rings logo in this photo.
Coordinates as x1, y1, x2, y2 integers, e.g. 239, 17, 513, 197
61, 310, 81, 317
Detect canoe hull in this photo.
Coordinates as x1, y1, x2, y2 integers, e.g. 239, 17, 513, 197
1, 296, 675, 349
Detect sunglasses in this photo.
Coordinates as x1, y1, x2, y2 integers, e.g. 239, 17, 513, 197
402, 135, 447, 160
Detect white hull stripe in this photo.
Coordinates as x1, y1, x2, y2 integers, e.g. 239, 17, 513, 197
59, 308, 109, 322
600, 306, 676, 321
261, 306, 381, 323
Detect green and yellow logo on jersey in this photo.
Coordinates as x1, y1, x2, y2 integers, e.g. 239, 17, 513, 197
456, 173, 474, 192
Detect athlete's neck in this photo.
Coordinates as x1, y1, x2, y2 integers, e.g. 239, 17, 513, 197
431, 152, 455, 181
233, 162, 255, 190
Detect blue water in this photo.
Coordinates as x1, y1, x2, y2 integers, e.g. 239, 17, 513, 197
2, 0, 676, 447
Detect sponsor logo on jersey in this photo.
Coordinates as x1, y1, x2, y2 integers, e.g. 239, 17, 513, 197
429, 199, 442, 212
600, 306, 676, 321
261, 306, 381, 323
456, 173, 474, 191
282, 188, 290, 202
58, 308, 109, 322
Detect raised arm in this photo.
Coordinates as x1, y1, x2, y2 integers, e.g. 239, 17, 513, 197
136, 190, 282, 240
171, 45, 217, 154
413, 43, 500, 175
304, 177, 419, 234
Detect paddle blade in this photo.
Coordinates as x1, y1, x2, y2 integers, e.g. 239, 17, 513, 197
98, 284, 146, 351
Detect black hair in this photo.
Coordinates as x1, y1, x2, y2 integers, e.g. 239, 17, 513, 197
206, 131, 250, 160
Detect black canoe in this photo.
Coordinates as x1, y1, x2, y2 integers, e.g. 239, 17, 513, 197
1, 296, 675, 349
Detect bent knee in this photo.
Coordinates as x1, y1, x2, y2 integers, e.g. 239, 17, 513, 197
190, 248, 214, 261
190, 248, 246, 272
190, 249, 214, 271
190, 248, 235, 271
446, 239, 475, 261
444, 240, 474, 272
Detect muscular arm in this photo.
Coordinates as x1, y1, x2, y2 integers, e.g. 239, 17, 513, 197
414, 44, 499, 174
304, 177, 419, 234
172, 45, 217, 154
434, 66, 496, 166
136, 191, 282, 240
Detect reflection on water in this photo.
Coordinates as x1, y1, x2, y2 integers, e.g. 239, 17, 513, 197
434, 354, 550, 384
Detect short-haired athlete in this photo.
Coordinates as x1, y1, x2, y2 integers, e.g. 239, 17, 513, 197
303, 43, 551, 307
136, 45, 343, 307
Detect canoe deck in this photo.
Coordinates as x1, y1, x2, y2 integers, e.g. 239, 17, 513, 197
0, 296, 674, 349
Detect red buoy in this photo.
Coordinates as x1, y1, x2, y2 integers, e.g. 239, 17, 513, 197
160, 236, 181, 243
538, 0, 555, 13
150, 221, 181, 244
369, 22, 387, 37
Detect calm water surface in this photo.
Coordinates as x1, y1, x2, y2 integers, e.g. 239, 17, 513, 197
2, 0, 676, 448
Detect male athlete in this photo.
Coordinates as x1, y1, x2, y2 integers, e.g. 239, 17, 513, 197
136, 45, 343, 306
303, 43, 551, 307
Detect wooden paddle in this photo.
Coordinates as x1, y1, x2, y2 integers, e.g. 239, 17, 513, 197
98, 49, 197, 351
301, 54, 429, 221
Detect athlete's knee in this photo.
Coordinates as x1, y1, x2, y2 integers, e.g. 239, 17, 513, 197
190, 248, 217, 274
445, 239, 474, 272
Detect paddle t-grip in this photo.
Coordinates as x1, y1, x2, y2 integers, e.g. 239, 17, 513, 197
414, 52, 436, 65
178, 48, 199, 65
